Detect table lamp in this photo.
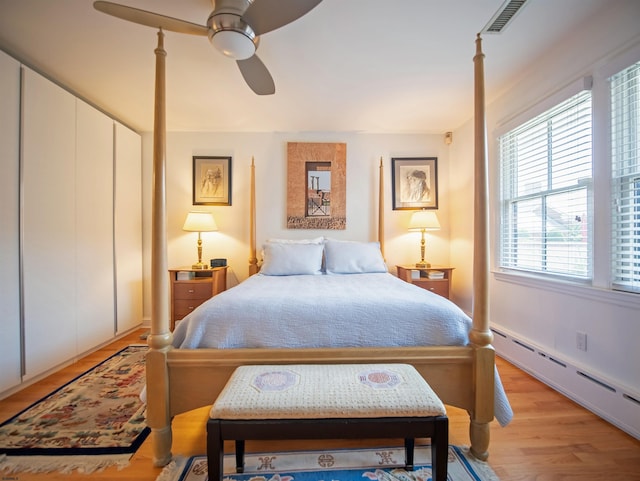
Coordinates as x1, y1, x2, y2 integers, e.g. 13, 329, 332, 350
408, 210, 440, 268
183, 211, 218, 269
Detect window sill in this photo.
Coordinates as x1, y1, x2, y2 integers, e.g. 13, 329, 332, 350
492, 270, 640, 310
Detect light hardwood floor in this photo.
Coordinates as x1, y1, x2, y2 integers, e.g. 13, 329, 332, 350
1, 328, 639, 480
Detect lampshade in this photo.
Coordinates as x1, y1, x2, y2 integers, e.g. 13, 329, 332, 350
183, 212, 218, 232
183, 212, 218, 269
408, 210, 440, 231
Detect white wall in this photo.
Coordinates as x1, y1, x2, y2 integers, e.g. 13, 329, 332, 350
448, 120, 475, 311
141, 131, 454, 320
450, 1, 640, 409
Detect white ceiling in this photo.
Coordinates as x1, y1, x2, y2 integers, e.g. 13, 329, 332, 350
0, 0, 610, 133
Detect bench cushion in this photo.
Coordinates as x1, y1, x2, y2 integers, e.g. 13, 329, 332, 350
210, 364, 446, 420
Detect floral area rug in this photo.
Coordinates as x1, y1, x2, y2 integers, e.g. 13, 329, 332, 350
157, 445, 500, 481
0, 345, 149, 474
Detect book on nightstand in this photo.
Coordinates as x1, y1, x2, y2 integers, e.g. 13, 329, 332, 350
177, 271, 195, 281
427, 270, 445, 279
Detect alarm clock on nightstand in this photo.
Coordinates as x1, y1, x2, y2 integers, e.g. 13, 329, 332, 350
210, 258, 227, 268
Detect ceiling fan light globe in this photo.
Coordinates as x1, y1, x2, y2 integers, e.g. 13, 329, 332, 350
209, 30, 256, 60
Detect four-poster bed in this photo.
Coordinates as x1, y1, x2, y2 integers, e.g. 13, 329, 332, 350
145, 32, 505, 467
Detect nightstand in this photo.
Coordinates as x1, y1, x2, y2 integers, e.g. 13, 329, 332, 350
169, 266, 228, 331
396, 265, 454, 299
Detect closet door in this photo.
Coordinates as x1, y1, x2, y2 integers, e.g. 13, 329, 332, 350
21, 67, 77, 379
114, 122, 143, 334
0, 51, 22, 392
75, 100, 115, 353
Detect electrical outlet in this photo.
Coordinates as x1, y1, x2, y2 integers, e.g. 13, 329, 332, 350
576, 331, 588, 351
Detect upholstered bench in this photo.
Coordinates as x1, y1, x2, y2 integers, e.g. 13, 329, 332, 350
207, 363, 448, 481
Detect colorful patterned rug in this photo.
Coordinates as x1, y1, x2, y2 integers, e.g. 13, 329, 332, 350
0, 345, 149, 474
156, 445, 500, 481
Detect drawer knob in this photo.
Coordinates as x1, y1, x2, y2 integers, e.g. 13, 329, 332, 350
188, 289, 195, 293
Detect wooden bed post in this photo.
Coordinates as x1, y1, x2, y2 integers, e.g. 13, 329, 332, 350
378, 157, 385, 257
145, 28, 174, 467
248, 157, 258, 275
468, 33, 495, 461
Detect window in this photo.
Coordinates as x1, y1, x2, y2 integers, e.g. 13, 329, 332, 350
611, 61, 640, 293
499, 90, 592, 279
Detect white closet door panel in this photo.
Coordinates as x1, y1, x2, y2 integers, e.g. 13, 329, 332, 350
0, 51, 22, 392
75, 100, 115, 353
22, 68, 77, 379
114, 122, 143, 333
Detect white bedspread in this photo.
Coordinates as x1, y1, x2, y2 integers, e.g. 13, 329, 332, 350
173, 272, 471, 349
171, 272, 513, 426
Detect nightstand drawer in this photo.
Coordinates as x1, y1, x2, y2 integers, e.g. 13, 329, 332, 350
413, 279, 449, 297
174, 282, 212, 299
174, 298, 208, 319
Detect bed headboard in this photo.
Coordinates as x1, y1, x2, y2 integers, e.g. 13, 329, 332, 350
247, 156, 386, 276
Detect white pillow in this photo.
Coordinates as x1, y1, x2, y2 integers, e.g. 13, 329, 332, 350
324, 239, 387, 274
260, 242, 324, 276
260, 237, 325, 265
266, 237, 325, 245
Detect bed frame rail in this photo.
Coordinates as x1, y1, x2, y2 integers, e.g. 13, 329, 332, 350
165, 346, 482, 419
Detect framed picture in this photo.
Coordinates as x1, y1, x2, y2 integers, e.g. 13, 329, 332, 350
391, 157, 438, 210
286, 142, 347, 229
193, 156, 232, 206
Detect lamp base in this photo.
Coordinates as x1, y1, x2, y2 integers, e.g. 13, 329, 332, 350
191, 262, 209, 270
415, 261, 431, 268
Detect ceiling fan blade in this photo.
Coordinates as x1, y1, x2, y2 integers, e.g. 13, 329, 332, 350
236, 56, 275, 95
93, 1, 208, 36
241, 0, 323, 36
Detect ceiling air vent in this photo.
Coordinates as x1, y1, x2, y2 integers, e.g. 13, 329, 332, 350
482, 0, 528, 34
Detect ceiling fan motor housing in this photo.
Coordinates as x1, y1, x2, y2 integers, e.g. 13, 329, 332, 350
208, 0, 259, 60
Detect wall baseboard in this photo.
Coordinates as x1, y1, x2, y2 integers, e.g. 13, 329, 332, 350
491, 324, 640, 440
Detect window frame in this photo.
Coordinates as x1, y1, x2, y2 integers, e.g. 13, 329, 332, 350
610, 61, 640, 293
498, 89, 593, 281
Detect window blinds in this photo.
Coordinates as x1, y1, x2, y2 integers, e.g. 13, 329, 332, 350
611, 61, 640, 293
499, 90, 592, 278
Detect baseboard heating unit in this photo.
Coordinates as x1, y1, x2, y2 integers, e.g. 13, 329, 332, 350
490, 324, 639, 440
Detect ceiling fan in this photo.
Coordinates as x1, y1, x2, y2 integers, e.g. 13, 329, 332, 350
93, 0, 323, 95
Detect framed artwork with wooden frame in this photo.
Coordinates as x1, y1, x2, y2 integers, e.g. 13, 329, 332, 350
193, 156, 232, 206
391, 157, 438, 210
287, 142, 347, 229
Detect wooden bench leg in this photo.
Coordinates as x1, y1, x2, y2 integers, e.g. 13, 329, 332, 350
404, 438, 415, 471
207, 420, 224, 481
208, 415, 448, 481
432, 416, 449, 481
235, 439, 245, 473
